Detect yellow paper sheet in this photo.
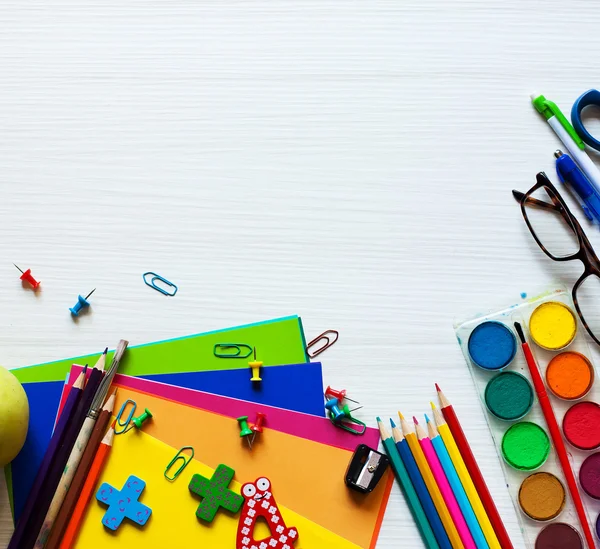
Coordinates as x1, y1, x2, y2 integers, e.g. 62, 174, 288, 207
75, 430, 362, 549
99, 385, 391, 548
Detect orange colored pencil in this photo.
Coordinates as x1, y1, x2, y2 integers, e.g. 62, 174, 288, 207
58, 422, 115, 549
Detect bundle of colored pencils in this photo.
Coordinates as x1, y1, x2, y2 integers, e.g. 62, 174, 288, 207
378, 385, 513, 549
8, 339, 128, 549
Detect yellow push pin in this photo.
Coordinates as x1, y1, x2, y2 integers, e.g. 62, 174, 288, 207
249, 347, 262, 383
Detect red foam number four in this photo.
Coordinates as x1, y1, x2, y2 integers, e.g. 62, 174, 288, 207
236, 477, 299, 549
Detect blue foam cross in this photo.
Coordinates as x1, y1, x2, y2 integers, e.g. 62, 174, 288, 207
96, 475, 152, 531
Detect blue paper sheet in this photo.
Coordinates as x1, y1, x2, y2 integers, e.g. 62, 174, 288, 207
143, 362, 325, 413
11, 362, 325, 522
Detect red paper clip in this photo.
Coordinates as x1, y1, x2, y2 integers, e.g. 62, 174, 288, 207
306, 330, 339, 358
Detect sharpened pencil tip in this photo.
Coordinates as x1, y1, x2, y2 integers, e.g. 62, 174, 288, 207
435, 383, 441, 392
376, 416, 382, 423
430, 401, 436, 409
424, 414, 430, 423
390, 418, 396, 428
398, 411, 404, 420
103, 347, 108, 355
413, 416, 419, 425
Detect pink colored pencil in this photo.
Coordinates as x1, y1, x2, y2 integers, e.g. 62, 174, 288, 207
415, 417, 475, 549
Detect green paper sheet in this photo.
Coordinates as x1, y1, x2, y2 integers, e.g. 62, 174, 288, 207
12, 315, 309, 383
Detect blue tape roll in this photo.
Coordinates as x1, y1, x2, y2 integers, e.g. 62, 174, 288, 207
572, 89, 600, 152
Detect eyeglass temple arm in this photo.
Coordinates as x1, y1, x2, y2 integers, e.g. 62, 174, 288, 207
512, 190, 562, 212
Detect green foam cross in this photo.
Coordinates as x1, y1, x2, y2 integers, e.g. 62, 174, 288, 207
188, 464, 244, 522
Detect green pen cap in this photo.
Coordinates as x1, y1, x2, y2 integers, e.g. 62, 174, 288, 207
531, 92, 585, 150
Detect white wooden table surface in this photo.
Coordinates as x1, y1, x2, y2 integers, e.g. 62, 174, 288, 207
2, 1, 600, 547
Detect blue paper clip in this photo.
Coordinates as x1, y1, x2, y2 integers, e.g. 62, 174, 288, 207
143, 272, 178, 297
115, 399, 137, 435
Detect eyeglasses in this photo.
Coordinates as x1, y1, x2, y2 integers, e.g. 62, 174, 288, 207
513, 172, 600, 347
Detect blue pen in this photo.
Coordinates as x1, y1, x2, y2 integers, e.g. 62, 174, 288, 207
555, 150, 600, 225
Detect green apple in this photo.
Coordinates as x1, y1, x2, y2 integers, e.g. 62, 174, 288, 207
0, 366, 29, 466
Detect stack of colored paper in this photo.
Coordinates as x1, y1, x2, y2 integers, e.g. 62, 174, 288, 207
8, 316, 393, 549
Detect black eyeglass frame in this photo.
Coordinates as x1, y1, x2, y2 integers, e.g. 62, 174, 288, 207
515, 172, 600, 347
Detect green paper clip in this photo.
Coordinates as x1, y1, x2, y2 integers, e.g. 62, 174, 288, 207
115, 399, 137, 435
213, 343, 253, 359
328, 404, 367, 436
165, 446, 195, 481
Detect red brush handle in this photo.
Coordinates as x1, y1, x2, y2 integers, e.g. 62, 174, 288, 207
521, 341, 597, 549
442, 405, 514, 549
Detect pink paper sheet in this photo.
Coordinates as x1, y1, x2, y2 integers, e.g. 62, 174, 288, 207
68, 365, 378, 451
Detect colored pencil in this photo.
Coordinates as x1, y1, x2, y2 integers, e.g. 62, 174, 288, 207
35, 340, 128, 548
7, 368, 87, 549
436, 386, 513, 549
426, 415, 489, 549
58, 421, 115, 549
514, 322, 596, 549
431, 404, 500, 549
391, 419, 452, 549
23, 351, 107, 549
45, 390, 117, 549
416, 417, 474, 549
377, 418, 440, 549
399, 412, 464, 549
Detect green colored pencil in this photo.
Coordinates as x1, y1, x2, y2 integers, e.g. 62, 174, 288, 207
377, 417, 440, 549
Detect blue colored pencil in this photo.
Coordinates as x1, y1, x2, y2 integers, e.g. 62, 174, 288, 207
390, 419, 452, 549
426, 415, 489, 549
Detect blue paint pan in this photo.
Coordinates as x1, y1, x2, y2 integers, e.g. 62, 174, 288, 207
468, 321, 517, 371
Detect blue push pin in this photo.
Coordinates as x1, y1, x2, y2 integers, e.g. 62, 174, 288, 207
70, 288, 96, 316
325, 397, 345, 422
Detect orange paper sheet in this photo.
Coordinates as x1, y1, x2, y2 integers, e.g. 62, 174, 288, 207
105, 384, 392, 548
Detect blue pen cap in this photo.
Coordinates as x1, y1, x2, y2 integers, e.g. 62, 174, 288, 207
556, 150, 600, 224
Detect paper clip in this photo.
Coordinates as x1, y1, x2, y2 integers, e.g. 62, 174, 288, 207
165, 446, 195, 481
306, 330, 339, 358
213, 343, 253, 359
325, 398, 366, 435
143, 272, 178, 297
115, 399, 137, 435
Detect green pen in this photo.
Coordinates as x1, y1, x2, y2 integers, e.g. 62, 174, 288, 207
531, 92, 600, 193
377, 418, 440, 549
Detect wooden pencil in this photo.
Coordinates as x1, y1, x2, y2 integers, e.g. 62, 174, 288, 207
391, 419, 452, 549
7, 368, 87, 549
23, 351, 107, 549
426, 415, 489, 549
58, 422, 115, 549
45, 390, 117, 549
415, 417, 473, 549
436, 386, 513, 549
431, 404, 500, 549
399, 412, 464, 549
34, 340, 127, 548
377, 418, 440, 549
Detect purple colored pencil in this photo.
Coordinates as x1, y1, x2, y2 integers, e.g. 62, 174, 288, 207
7, 368, 88, 549
20, 350, 107, 549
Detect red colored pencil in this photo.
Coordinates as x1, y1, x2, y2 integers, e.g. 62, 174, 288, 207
513, 322, 596, 549
436, 384, 514, 549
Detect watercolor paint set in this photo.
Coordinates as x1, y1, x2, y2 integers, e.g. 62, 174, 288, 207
455, 287, 600, 549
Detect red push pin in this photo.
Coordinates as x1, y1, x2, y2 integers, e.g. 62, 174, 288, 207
250, 412, 266, 445
325, 386, 359, 405
14, 264, 41, 290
